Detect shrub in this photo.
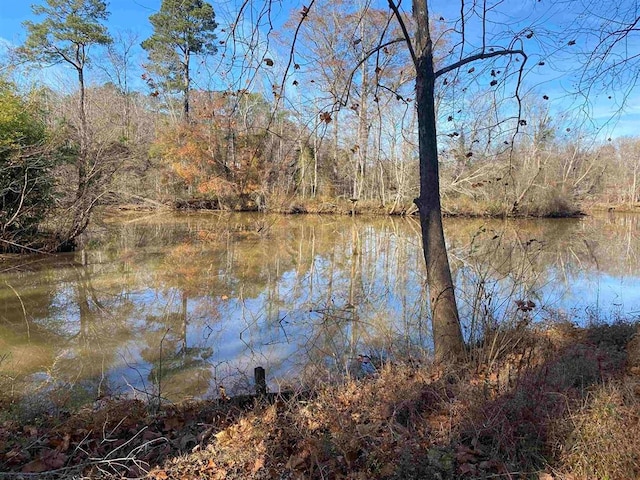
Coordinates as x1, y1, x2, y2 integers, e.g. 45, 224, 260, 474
0, 81, 56, 250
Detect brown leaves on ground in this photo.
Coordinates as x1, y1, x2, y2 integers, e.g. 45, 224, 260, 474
162, 321, 639, 480
0, 398, 250, 478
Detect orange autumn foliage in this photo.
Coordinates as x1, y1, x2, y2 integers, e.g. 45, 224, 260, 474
153, 96, 269, 200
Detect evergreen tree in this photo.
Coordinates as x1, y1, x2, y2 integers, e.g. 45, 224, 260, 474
21, 0, 111, 156
141, 0, 218, 121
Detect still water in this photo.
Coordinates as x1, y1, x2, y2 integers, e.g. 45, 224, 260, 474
1, 212, 639, 403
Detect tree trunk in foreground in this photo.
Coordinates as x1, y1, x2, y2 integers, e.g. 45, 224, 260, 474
413, 0, 465, 362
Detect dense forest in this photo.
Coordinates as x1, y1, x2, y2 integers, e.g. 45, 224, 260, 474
1, 0, 639, 254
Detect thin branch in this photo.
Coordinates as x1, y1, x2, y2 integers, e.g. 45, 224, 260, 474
5, 281, 30, 340
435, 48, 527, 78
0, 238, 51, 255
387, 0, 417, 67
276, 1, 317, 108
338, 38, 406, 107
3, 168, 29, 230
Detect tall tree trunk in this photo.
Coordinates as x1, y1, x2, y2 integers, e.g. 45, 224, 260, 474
183, 49, 190, 121
313, 109, 319, 197
77, 66, 88, 199
66, 64, 94, 243
357, 28, 369, 200
413, 0, 464, 362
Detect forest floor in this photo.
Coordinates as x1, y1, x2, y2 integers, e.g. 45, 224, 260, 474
1, 319, 639, 479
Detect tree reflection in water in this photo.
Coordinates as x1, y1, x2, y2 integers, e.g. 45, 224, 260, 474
1, 212, 640, 405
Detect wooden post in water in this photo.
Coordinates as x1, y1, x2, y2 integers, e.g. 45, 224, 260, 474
254, 366, 267, 396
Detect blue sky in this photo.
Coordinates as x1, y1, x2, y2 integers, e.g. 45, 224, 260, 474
0, 0, 638, 138
0, 1, 157, 45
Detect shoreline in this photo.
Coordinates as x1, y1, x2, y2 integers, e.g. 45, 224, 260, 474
110, 198, 592, 219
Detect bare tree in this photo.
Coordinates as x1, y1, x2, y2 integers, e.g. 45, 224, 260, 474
19, 0, 113, 248
381, 0, 528, 361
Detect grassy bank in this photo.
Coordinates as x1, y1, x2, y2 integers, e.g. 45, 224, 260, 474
116, 194, 589, 218
1, 319, 638, 479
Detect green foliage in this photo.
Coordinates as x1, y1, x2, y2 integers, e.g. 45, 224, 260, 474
20, 0, 111, 70
141, 0, 217, 104
0, 81, 56, 247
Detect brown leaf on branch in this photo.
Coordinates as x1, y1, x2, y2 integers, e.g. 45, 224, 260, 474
319, 112, 332, 124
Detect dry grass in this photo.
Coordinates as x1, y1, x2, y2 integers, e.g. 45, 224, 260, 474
442, 188, 581, 218
550, 379, 640, 479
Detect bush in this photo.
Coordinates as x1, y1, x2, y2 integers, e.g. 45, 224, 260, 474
0, 81, 56, 250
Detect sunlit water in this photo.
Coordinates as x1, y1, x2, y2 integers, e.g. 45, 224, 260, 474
1, 211, 639, 405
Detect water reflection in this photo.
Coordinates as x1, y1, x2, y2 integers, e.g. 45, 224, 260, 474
1, 212, 640, 404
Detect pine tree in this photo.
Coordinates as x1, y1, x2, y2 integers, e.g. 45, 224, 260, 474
141, 0, 218, 121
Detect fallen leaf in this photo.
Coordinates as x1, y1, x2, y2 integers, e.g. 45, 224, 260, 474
479, 459, 500, 470
214, 428, 233, 446
149, 468, 169, 480
456, 451, 476, 463
203, 458, 216, 471
163, 415, 184, 431
286, 451, 308, 470
44, 450, 67, 469
22, 459, 48, 473
356, 422, 379, 437
459, 462, 477, 474
252, 456, 265, 474
142, 429, 162, 441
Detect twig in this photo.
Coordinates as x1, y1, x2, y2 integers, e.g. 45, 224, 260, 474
5, 281, 30, 340
0, 238, 52, 255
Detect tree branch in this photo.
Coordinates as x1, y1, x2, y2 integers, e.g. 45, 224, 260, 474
387, 0, 417, 67
435, 48, 526, 78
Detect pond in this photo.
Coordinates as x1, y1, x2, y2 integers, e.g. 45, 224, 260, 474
1, 211, 639, 405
